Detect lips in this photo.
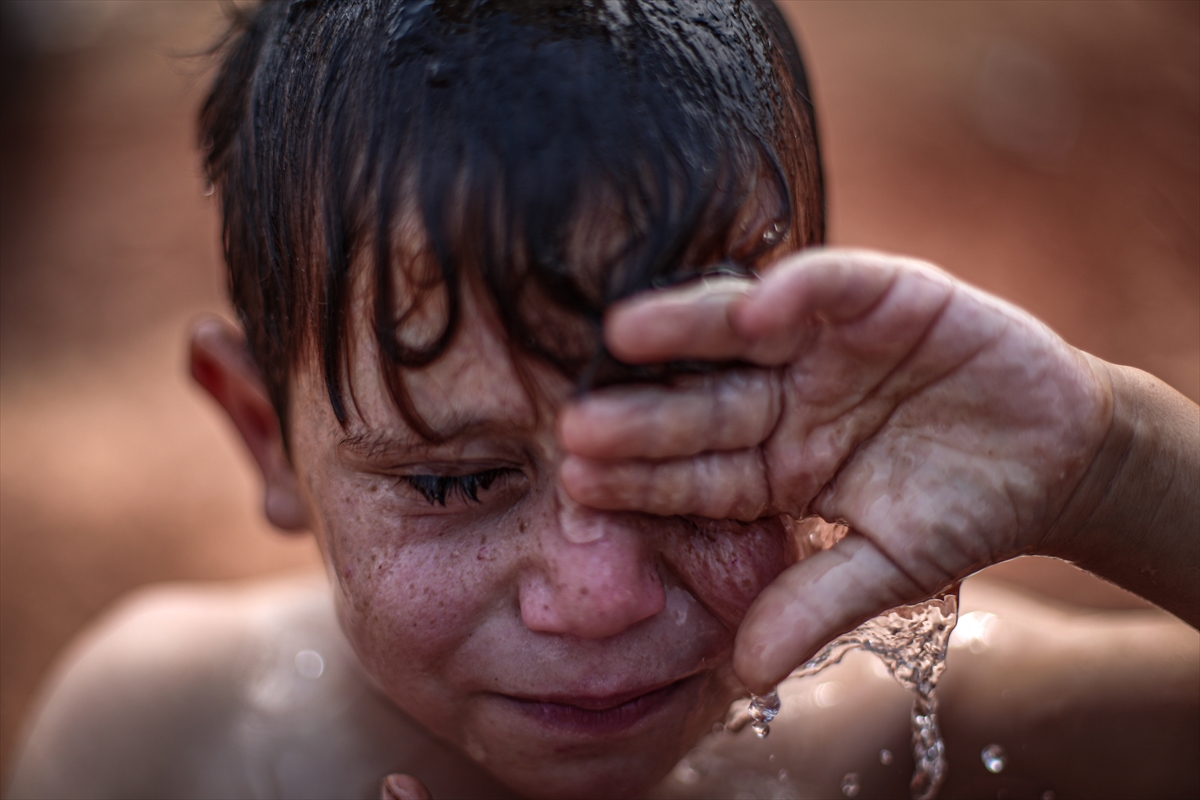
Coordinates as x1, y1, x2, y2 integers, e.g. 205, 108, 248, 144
499, 675, 697, 737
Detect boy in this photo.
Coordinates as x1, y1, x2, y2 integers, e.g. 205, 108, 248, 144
8, 1, 1197, 798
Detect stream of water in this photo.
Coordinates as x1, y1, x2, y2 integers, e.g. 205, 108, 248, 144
727, 590, 960, 800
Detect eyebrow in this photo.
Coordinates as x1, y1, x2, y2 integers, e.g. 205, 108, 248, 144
336, 416, 523, 462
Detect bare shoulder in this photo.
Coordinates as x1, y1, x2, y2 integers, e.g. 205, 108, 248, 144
4, 573, 423, 800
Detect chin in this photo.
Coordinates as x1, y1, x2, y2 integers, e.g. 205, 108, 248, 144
468, 672, 734, 799
487, 743, 687, 800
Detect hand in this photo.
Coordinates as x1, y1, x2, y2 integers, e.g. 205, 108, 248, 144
558, 248, 1112, 693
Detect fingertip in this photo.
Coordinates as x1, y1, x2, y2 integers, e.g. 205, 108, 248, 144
732, 533, 929, 694
381, 773, 432, 800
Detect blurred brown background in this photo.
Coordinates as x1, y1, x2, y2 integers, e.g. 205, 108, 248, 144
1, 0, 1196, 786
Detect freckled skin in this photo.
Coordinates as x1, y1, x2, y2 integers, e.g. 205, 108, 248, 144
281, 291, 798, 799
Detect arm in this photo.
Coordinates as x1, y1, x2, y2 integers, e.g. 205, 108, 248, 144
1043, 359, 1199, 627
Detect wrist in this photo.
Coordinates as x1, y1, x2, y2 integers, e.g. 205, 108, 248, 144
1041, 358, 1199, 626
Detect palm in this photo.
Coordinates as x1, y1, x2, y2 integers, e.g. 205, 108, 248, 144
763, 272, 1106, 591
558, 249, 1110, 688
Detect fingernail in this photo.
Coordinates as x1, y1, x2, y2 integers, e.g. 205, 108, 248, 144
381, 773, 432, 800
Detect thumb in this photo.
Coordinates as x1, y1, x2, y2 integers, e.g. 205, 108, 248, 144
733, 532, 936, 695
381, 773, 432, 800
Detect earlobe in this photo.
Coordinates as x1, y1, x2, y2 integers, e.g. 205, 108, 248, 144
188, 315, 309, 532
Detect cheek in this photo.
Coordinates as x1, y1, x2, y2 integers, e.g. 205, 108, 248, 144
320, 496, 506, 686
660, 517, 798, 631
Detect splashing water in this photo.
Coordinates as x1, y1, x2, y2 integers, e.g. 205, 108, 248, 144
746, 689, 780, 738
727, 589, 959, 800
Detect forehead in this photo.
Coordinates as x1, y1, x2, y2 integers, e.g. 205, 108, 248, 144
324, 278, 557, 450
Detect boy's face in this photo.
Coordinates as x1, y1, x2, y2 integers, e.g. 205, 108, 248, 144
285, 283, 797, 798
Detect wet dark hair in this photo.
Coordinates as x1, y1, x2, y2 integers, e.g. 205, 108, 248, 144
200, 0, 823, 439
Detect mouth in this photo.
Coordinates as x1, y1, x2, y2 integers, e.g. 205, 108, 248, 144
499, 674, 700, 738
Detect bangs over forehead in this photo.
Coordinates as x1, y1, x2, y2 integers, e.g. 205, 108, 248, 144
200, 0, 823, 438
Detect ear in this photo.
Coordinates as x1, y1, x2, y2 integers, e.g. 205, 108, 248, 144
188, 315, 309, 531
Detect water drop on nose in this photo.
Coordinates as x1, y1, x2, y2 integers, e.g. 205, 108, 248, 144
840, 772, 860, 797
981, 744, 1007, 773
879, 748, 893, 765
751, 721, 770, 738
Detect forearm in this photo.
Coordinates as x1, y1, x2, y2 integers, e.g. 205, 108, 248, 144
1043, 358, 1200, 627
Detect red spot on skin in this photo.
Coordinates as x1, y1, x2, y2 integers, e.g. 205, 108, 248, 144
344, 566, 354, 579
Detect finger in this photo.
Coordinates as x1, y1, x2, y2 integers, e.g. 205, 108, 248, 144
560, 450, 772, 520
730, 249, 901, 340
604, 277, 807, 366
559, 369, 781, 459
732, 532, 937, 695
731, 249, 957, 344
381, 773, 432, 800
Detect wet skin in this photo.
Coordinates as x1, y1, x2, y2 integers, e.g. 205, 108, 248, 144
282, 245, 1198, 797
284, 285, 798, 799
557, 248, 1197, 696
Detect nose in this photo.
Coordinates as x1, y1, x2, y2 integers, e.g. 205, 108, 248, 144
519, 494, 666, 639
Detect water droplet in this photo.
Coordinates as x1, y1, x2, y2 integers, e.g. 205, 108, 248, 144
202, 181, 215, 197
982, 744, 1007, 773
840, 772, 860, 797
768, 754, 776, 763
294, 649, 324, 679
778, 768, 788, 782
747, 689, 780, 738
879, 748, 894, 765
761, 221, 785, 246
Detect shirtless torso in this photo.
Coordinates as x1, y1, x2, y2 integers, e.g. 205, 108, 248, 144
8, 571, 1197, 799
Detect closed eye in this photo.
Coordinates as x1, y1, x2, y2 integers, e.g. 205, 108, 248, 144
399, 468, 516, 506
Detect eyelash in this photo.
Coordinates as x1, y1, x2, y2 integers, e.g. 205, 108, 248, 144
399, 469, 512, 506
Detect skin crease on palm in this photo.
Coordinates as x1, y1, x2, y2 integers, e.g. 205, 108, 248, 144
557, 248, 1113, 695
